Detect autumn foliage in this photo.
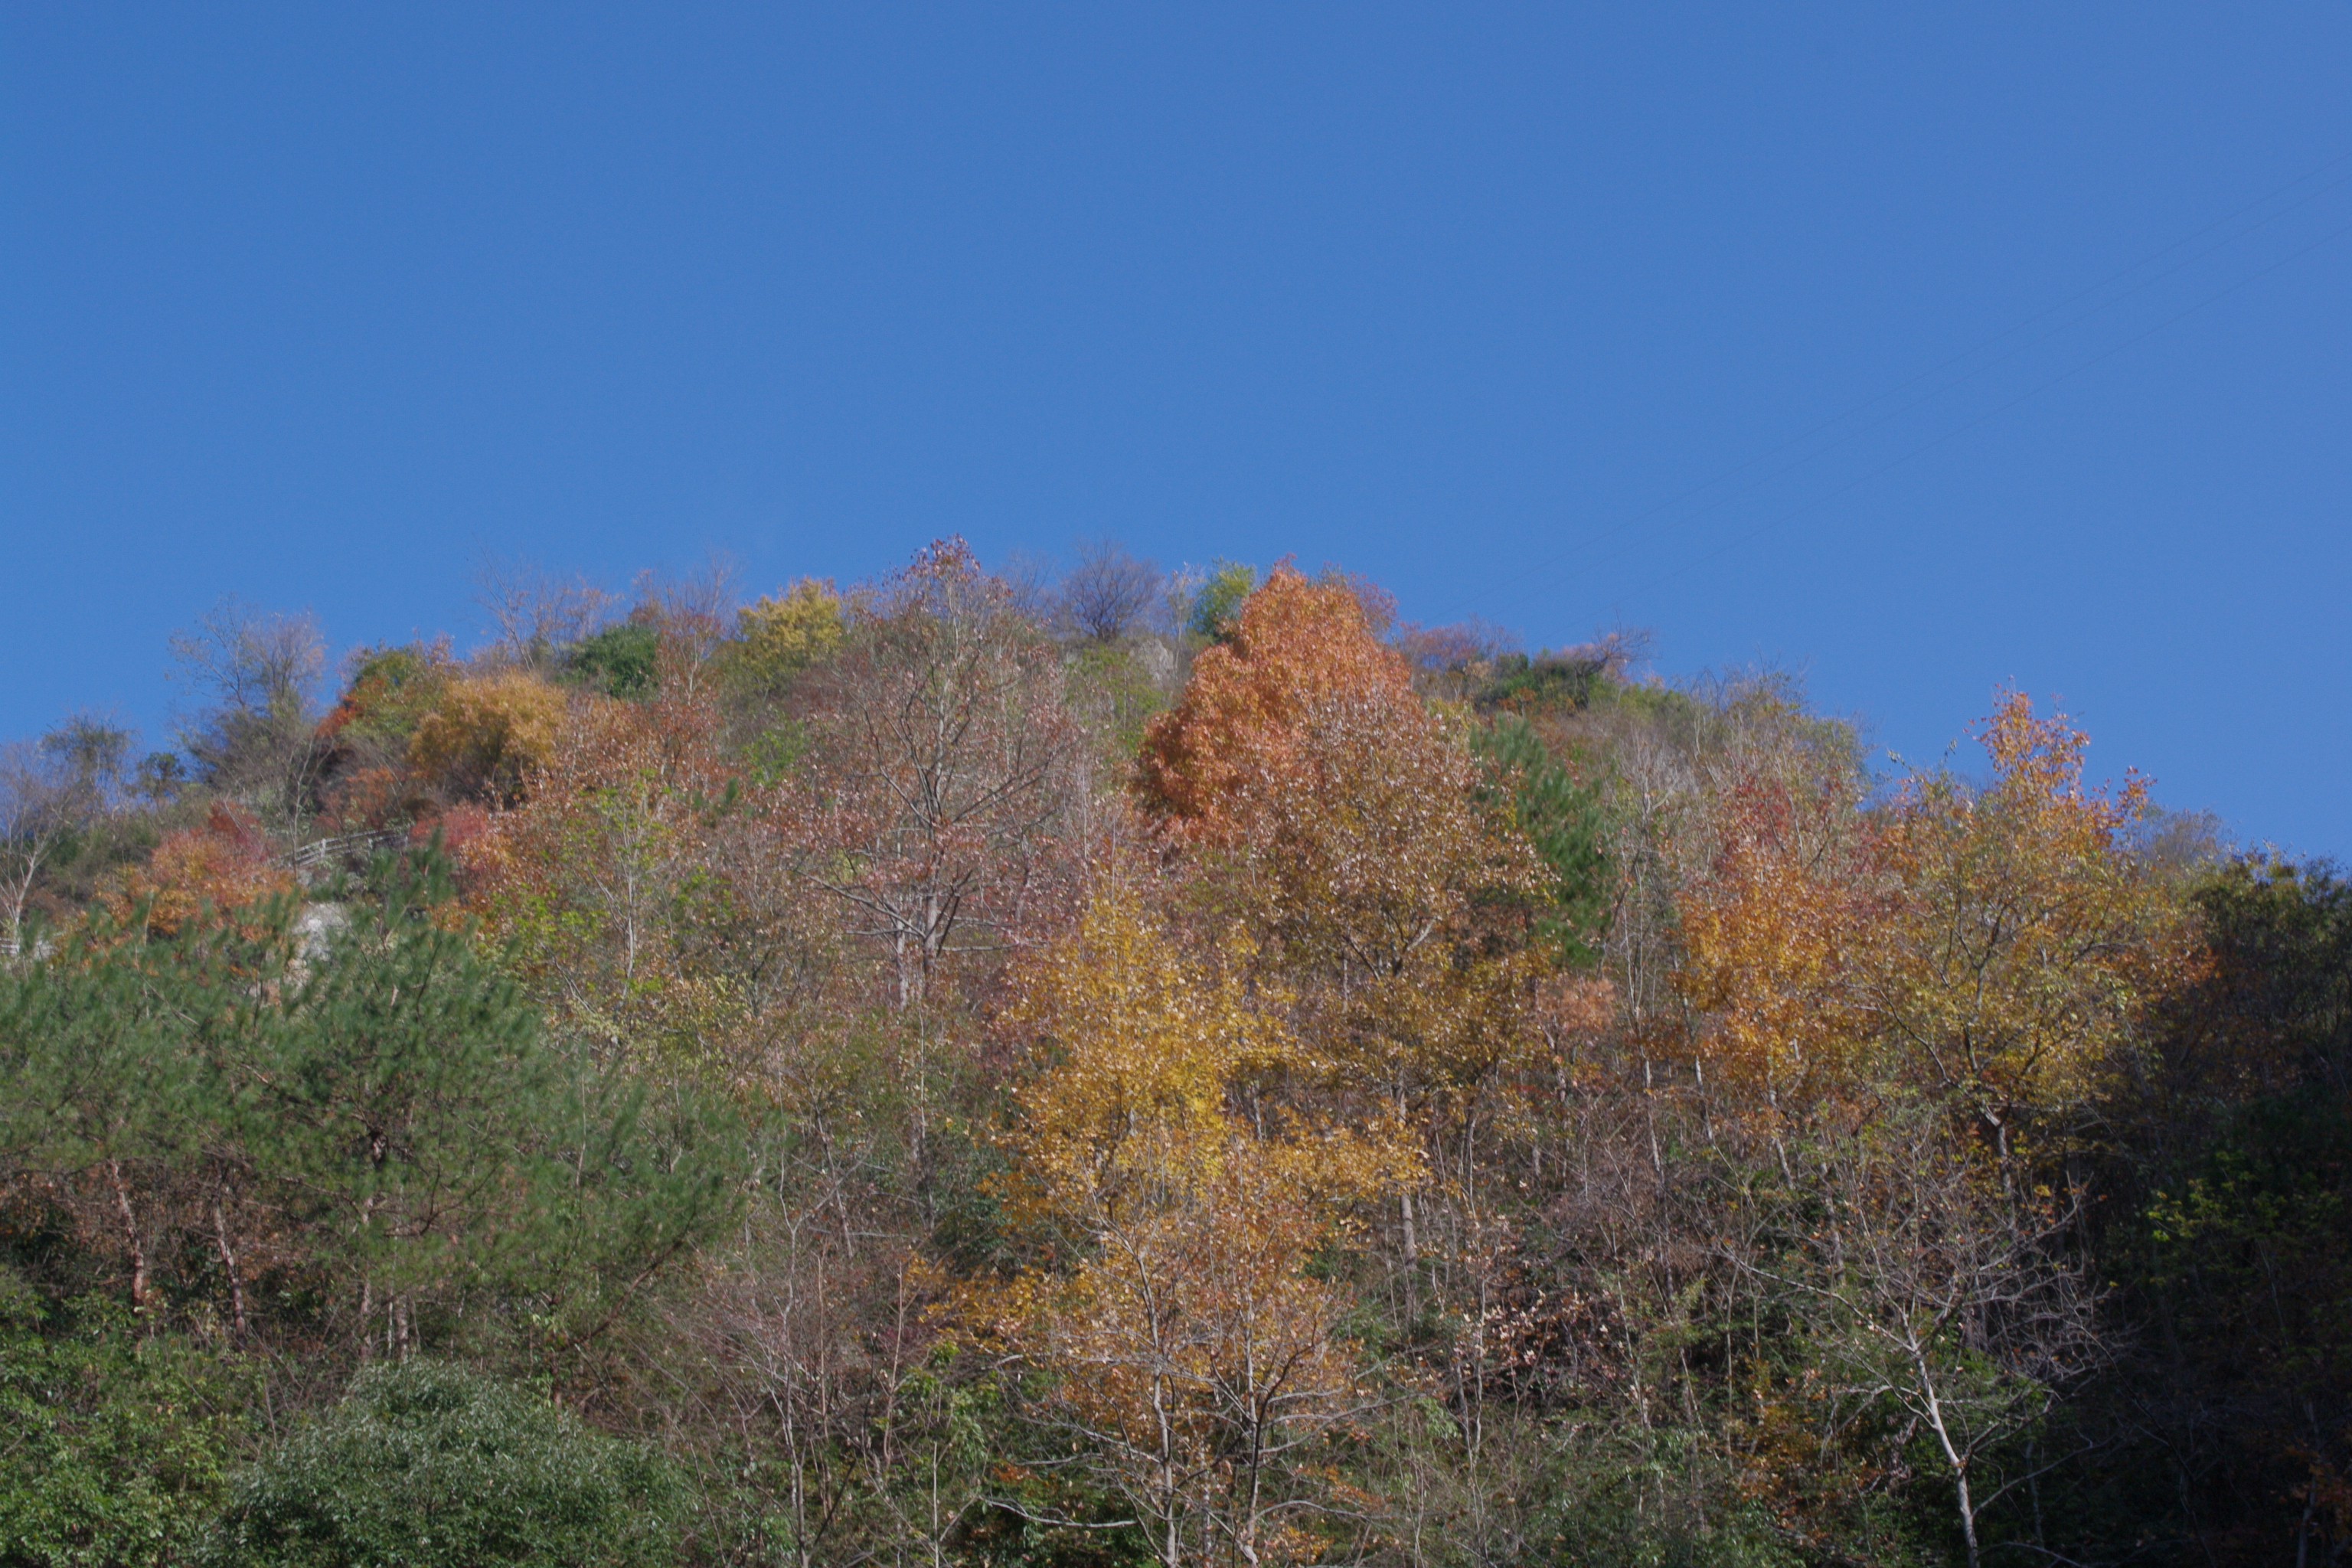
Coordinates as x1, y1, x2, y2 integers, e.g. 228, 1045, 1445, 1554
1680, 691, 2197, 1143
97, 801, 295, 939
1138, 564, 1420, 839
982, 890, 1411, 1567
407, 668, 566, 805
3, 548, 2343, 1568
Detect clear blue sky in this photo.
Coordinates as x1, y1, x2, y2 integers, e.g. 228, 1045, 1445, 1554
6, 5, 2347, 852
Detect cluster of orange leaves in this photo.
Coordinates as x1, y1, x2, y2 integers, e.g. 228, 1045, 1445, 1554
97, 802, 294, 942
1138, 567, 1552, 1115
1677, 691, 2198, 1135
1139, 564, 1424, 843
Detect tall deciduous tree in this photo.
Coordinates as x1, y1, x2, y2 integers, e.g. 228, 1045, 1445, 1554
1729, 1106, 2105, 1568
1140, 564, 1550, 1278
982, 890, 1409, 1568
1873, 693, 2195, 1156
789, 539, 1089, 1008
1139, 564, 1413, 840
1057, 537, 1163, 644
168, 597, 332, 832
1681, 692, 2192, 1149
1677, 769, 1885, 1116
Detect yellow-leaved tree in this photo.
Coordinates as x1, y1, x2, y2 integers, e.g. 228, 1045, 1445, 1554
1679, 691, 2195, 1148
407, 669, 567, 806
1873, 691, 2197, 1155
1677, 693, 2189, 1565
724, 577, 847, 702
979, 887, 1412, 1568
1674, 769, 1885, 1119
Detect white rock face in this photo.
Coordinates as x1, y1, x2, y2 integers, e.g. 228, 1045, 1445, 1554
294, 903, 350, 963
1138, 636, 1178, 689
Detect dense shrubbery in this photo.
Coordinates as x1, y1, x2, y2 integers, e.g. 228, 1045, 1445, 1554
212, 1361, 682, 1568
0, 1285, 251, 1567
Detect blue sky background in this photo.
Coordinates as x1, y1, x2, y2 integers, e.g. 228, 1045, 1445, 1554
5, 5, 2348, 851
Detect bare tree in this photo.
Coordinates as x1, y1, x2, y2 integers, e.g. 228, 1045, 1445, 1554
0, 738, 96, 958
1731, 1109, 2109, 1568
471, 554, 617, 667
789, 541, 1090, 1010
168, 597, 332, 833
991, 546, 1063, 629
629, 550, 743, 629
1057, 537, 1163, 643
41, 714, 134, 802
629, 551, 746, 689
168, 596, 325, 720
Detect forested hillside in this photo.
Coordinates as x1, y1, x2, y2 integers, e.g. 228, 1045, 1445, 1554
1, 541, 2344, 1567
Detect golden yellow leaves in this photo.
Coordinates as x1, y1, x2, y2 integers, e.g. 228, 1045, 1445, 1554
406, 669, 567, 805
1873, 691, 2196, 1135
724, 577, 845, 695
997, 889, 1407, 1231
1675, 776, 1883, 1112
976, 887, 1412, 1564
1001, 895, 1271, 1205
1677, 691, 2197, 1139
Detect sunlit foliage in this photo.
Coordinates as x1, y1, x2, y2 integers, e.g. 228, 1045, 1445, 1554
2, 547, 2341, 1567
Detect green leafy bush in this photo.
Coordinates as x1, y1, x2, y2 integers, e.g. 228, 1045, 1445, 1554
1183, 560, 1255, 642
0, 1283, 253, 1568
211, 1361, 682, 1567
1474, 714, 1610, 964
568, 622, 661, 698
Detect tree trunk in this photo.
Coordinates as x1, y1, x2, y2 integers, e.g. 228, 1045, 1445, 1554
212, 1189, 249, 1341
1955, 1465, 1981, 1568
105, 1158, 151, 1313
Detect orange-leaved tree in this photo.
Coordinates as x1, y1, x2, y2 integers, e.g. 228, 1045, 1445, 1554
1138, 565, 1550, 1264
1677, 701, 2158, 1563
97, 802, 296, 942
1138, 564, 1416, 843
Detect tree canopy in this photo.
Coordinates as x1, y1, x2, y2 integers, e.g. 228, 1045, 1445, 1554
0, 541, 2341, 1567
